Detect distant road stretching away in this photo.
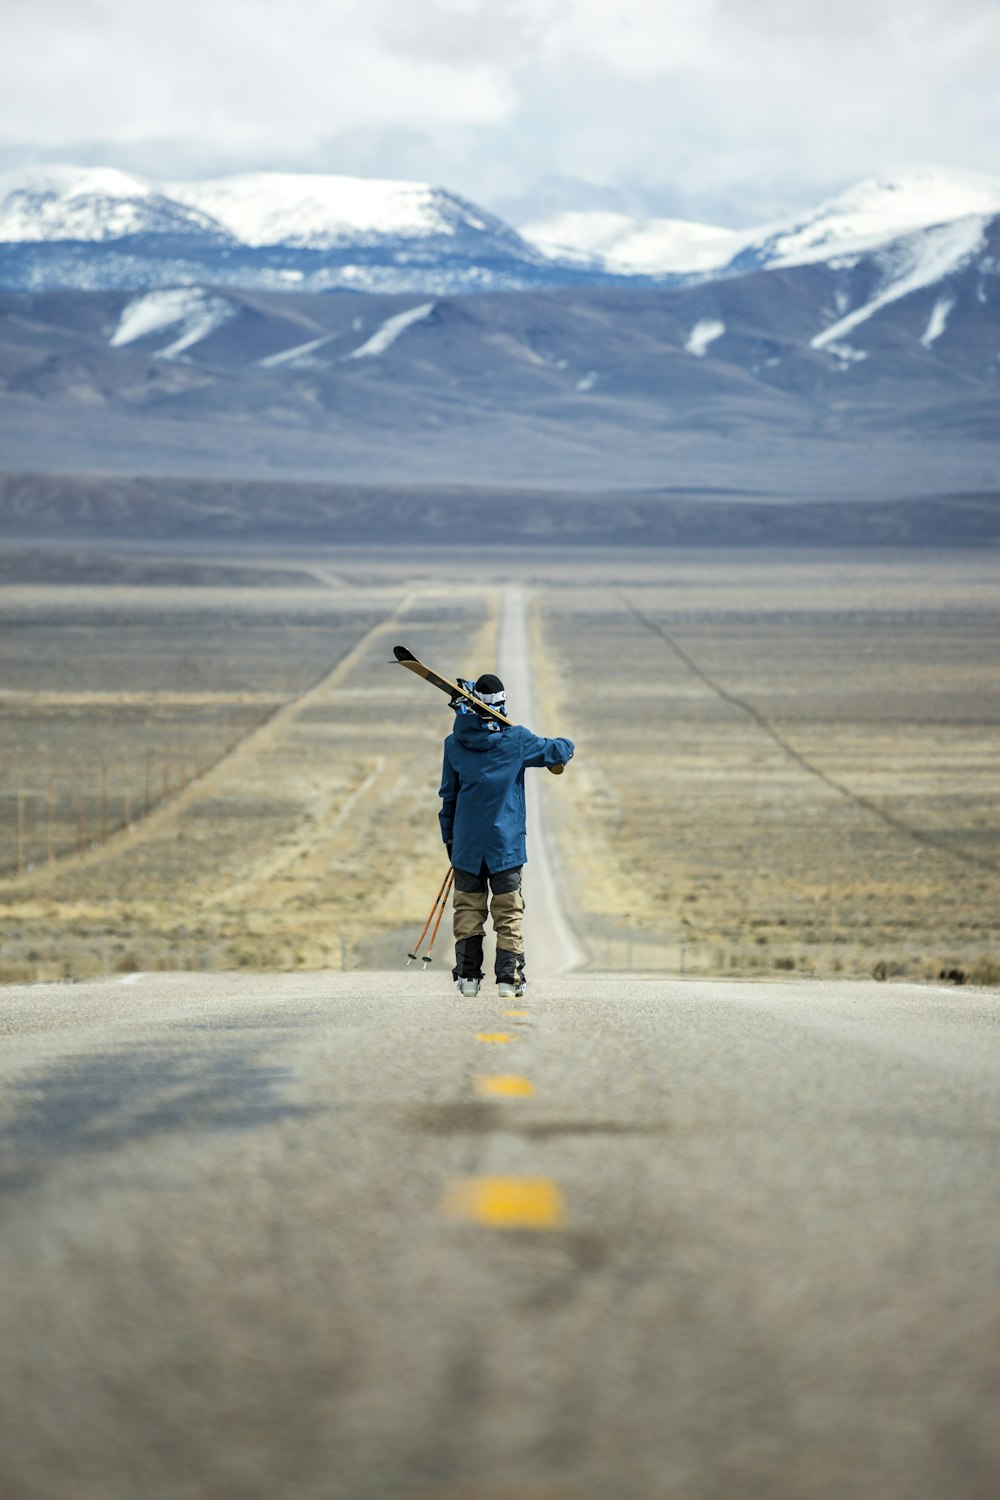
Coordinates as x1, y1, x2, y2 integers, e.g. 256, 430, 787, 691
498, 583, 587, 978
1, 970, 998, 1500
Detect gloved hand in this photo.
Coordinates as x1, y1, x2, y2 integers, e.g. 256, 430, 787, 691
449, 678, 476, 713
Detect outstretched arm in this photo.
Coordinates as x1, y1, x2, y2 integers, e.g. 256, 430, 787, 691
521, 730, 575, 771
438, 746, 460, 850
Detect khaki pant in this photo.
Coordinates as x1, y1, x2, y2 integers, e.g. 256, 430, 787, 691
453, 864, 525, 984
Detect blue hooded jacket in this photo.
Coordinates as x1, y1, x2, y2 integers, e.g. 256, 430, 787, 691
439, 713, 574, 873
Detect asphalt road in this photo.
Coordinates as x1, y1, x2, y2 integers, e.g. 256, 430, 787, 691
1, 970, 998, 1500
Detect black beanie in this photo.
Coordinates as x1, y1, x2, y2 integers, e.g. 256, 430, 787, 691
474, 673, 505, 695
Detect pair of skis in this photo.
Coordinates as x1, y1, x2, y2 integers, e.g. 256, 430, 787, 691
392, 645, 564, 774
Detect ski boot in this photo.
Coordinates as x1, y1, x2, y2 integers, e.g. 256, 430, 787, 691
497, 981, 526, 999
457, 977, 481, 997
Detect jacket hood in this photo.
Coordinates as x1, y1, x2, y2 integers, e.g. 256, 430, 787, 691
452, 711, 503, 753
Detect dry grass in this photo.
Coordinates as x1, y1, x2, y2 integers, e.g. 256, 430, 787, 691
0, 561, 494, 981
534, 552, 1000, 981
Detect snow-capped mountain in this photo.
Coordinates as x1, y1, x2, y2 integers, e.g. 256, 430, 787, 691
165, 171, 525, 251
0, 164, 597, 295
0, 164, 530, 251
0, 165, 232, 243
2, 161, 1000, 319
520, 168, 1000, 280
1, 192, 998, 519
518, 209, 749, 275
729, 167, 1000, 273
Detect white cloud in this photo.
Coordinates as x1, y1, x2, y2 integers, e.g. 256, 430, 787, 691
0, 0, 515, 149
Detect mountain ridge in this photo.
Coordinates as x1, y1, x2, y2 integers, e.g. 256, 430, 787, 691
519, 167, 1000, 277
1, 164, 996, 512
0, 164, 573, 296
2, 214, 997, 495
4, 163, 1000, 296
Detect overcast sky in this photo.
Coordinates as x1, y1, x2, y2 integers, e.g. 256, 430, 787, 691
3, 0, 999, 224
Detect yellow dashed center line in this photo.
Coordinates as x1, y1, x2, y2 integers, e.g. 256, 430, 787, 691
443, 996, 563, 1232
476, 1075, 536, 1097
444, 1176, 565, 1229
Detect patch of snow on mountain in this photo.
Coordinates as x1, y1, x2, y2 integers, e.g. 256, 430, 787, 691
0, 164, 224, 242
110, 288, 235, 359
763, 167, 1000, 269
826, 342, 868, 367
920, 295, 956, 348
521, 210, 746, 274
258, 333, 339, 369
811, 216, 987, 352
686, 319, 726, 357
167, 173, 454, 248
346, 302, 435, 359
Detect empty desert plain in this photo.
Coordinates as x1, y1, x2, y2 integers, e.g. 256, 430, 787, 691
0, 544, 998, 985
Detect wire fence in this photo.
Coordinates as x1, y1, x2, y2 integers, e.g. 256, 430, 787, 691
1, 705, 273, 879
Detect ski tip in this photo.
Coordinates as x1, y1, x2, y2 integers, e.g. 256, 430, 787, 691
393, 645, 416, 663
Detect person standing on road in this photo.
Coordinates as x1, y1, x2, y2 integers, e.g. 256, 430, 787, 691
439, 672, 574, 998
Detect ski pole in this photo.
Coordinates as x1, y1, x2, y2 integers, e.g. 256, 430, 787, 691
406, 866, 453, 967
421, 867, 455, 967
